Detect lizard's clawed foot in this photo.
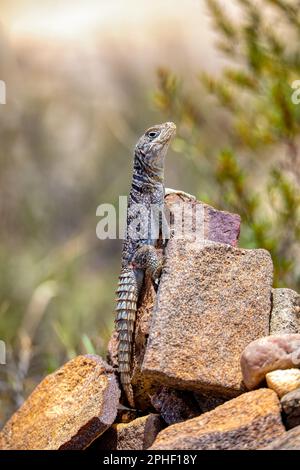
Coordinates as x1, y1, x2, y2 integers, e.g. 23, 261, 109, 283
165, 187, 196, 201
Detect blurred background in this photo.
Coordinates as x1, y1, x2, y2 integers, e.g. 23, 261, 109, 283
0, 0, 299, 425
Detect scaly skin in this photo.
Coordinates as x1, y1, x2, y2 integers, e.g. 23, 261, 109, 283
116, 122, 176, 408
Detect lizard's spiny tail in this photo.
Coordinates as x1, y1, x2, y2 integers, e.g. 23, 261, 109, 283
115, 268, 141, 408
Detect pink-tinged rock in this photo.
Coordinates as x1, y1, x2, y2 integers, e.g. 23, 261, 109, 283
164, 193, 241, 246
241, 334, 300, 390
270, 288, 300, 335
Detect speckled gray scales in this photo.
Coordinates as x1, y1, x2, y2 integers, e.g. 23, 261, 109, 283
115, 122, 176, 407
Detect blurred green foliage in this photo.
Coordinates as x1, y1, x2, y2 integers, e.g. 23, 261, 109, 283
155, 0, 300, 290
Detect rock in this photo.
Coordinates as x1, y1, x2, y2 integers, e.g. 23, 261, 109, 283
281, 388, 300, 429
264, 425, 300, 450
266, 369, 300, 398
130, 276, 159, 410
142, 241, 272, 396
0, 355, 120, 450
90, 414, 164, 450
270, 288, 300, 335
150, 389, 284, 450
150, 387, 201, 425
241, 334, 300, 390
204, 202, 241, 246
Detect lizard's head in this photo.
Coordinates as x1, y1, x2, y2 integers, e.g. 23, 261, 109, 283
135, 122, 176, 175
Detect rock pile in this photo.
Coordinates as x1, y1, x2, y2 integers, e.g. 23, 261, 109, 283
1, 194, 300, 450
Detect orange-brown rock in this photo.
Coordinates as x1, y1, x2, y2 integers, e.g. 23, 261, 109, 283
142, 241, 273, 396
90, 414, 163, 450
150, 389, 284, 450
0, 355, 120, 450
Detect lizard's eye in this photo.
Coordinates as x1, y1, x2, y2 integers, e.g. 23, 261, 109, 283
147, 130, 159, 139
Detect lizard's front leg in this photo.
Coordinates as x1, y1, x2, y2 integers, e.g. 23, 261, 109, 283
132, 245, 163, 291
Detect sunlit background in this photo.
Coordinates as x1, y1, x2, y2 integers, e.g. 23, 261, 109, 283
0, 0, 299, 425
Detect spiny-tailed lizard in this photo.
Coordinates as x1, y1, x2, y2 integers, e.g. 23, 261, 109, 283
115, 122, 193, 407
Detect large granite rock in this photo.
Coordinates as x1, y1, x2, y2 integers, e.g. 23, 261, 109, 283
270, 288, 300, 335
266, 369, 300, 398
281, 388, 300, 429
142, 241, 273, 396
150, 389, 284, 450
241, 334, 300, 389
264, 425, 300, 450
0, 355, 120, 450
90, 414, 163, 450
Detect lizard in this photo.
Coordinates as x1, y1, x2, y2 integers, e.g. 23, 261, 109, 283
115, 121, 177, 408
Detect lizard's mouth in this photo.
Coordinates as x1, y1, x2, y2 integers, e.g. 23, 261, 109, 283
160, 122, 176, 144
